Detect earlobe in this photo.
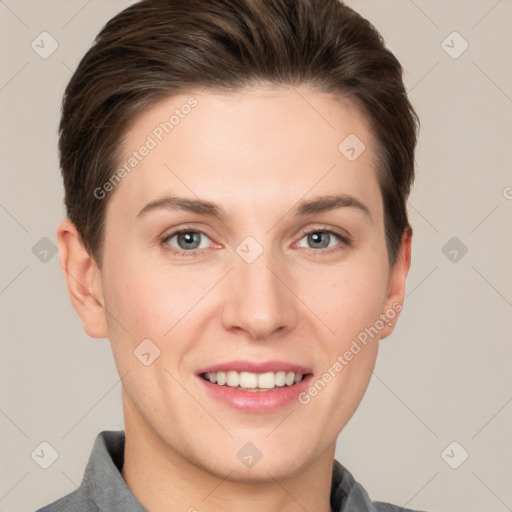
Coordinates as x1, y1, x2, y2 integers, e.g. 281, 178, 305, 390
57, 219, 108, 339
380, 226, 413, 340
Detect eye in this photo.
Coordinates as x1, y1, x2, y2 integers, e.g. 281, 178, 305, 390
163, 230, 212, 253
296, 229, 348, 250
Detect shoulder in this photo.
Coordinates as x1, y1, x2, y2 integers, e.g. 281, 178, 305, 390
33, 488, 99, 512
331, 458, 432, 512
33, 430, 126, 512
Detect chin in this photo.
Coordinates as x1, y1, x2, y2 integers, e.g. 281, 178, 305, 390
204, 444, 314, 484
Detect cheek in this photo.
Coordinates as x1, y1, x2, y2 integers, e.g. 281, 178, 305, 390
301, 257, 389, 340
102, 254, 216, 341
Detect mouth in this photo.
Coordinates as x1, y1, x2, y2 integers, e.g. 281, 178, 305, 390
195, 360, 313, 412
199, 370, 308, 391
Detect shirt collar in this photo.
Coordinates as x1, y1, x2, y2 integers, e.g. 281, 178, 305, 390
331, 457, 379, 511
81, 430, 146, 511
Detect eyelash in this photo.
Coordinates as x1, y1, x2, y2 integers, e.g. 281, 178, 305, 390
160, 226, 351, 258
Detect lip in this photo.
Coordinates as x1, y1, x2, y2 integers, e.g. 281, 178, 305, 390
196, 360, 314, 413
196, 359, 313, 375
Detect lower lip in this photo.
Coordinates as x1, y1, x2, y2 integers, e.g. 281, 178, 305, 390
197, 374, 313, 412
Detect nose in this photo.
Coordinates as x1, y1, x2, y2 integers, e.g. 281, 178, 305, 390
221, 250, 297, 341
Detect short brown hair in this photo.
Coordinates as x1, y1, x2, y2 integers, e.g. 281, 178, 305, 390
59, 0, 419, 266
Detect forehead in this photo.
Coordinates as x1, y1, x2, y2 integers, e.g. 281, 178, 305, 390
109, 85, 382, 220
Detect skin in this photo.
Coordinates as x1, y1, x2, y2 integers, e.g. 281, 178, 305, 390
58, 85, 412, 512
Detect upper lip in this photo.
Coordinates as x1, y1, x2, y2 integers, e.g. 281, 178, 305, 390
196, 360, 313, 375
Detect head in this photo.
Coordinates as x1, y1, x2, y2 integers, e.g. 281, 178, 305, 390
58, 0, 418, 483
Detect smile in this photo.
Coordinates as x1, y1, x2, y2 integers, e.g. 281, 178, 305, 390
200, 370, 305, 391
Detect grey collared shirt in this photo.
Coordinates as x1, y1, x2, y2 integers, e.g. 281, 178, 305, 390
34, 430, 429, 512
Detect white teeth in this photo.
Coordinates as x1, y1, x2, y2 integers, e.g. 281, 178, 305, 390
202, 370, 305, 390
205, 372, 217, 383
258, 372, 275, 389
239, 371, 258, 388
226, 371, 239, 387
275, 371, 286, 387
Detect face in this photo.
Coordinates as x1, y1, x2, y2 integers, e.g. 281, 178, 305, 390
67, 85, 410, 482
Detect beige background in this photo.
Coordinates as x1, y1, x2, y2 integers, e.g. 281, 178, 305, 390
1, 1, 511, 511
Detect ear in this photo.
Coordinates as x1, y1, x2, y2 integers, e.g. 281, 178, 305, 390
380, 226, 412, 340
57, 219, 108, 339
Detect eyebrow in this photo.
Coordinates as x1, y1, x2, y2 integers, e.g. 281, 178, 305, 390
136, 193, 371, 221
